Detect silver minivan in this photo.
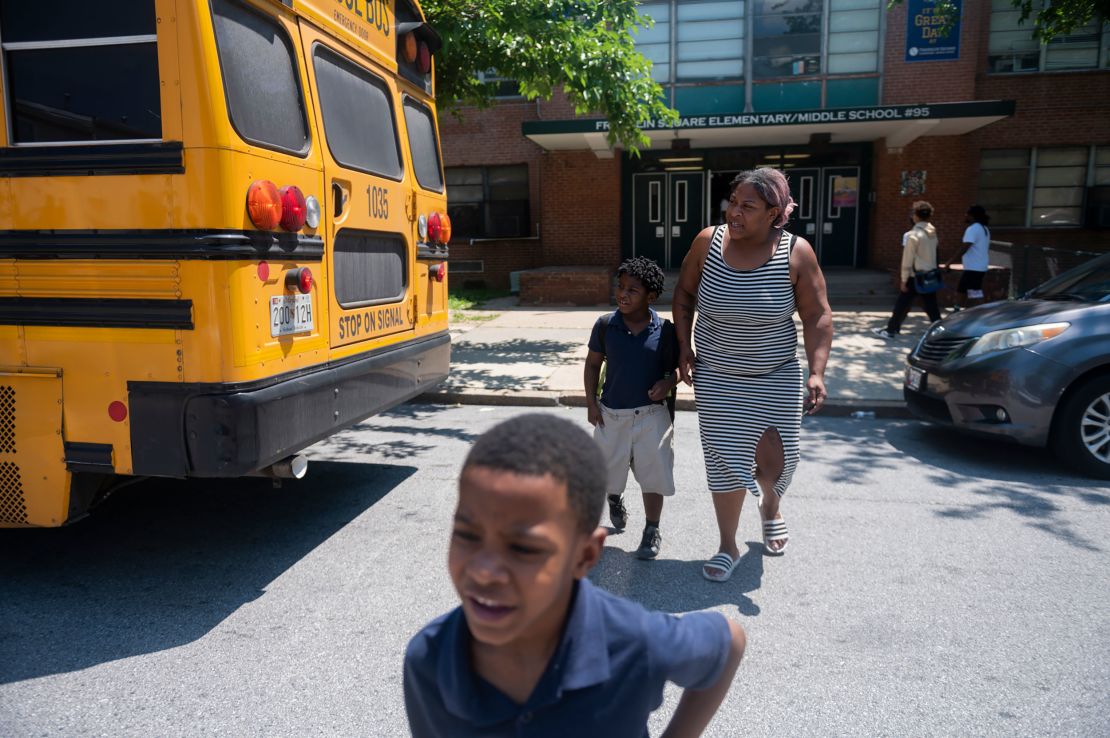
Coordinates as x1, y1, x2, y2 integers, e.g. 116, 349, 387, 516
903, 252, 1110, 479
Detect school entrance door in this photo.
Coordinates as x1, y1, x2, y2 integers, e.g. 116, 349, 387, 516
632, 172, 705, 269
787, 166, 860, 267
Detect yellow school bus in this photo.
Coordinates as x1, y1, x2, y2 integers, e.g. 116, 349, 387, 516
0, 0, 450, 527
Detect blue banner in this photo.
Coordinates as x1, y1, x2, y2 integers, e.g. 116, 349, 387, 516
905, 0, 961, 62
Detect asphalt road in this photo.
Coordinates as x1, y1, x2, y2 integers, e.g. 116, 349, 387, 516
2, 405, 1108, 737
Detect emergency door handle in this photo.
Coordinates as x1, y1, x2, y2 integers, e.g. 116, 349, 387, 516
332, 181, 349, 218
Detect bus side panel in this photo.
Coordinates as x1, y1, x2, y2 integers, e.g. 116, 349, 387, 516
0, 371, 68, 528
23, 327, 180, 476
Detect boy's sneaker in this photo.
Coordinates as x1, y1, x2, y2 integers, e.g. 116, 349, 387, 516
635, 525, 662, 560
607, 495, 628, 530
871, 328, 897, 340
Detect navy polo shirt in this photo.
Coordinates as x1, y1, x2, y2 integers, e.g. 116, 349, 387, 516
588, 309, 672, 410
403, 578, 731, 738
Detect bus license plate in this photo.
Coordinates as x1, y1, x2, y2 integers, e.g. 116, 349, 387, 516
270, 294, 313, 337
905, 365, 925, 391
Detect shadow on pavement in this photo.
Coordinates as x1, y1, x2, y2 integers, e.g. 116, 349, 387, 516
0, 460, 414, 684
591, 542, 765, 618
796, 417, 1107, 551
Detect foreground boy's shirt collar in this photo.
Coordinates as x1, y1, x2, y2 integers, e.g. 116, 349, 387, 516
437, 578, 611, 727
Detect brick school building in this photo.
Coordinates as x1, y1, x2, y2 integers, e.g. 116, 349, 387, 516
438, 1, 1110, 303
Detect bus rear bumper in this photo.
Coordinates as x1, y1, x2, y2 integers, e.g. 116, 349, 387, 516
129, 332, 450, 478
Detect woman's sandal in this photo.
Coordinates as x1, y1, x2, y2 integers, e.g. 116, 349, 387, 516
702, 552, 741, 582
762, 517, 789, 556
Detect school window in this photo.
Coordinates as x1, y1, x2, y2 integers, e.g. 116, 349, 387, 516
445, 165, 530, 240
676, 1, 744, 82
212, 0, 309, 155
752, 0, 822, 79
476, 71, 523, 99
988, 3, 1110, 73
0, 0, 161, 144
634, 3, 672, 83
978, 147, 1101, 228
827, 0, 881, 75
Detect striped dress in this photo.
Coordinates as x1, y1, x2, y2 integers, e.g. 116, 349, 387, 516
693, 226, 803, 496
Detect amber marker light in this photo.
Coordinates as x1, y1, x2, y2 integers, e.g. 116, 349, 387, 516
247, 180, 283, 230
403, 32, 418, 63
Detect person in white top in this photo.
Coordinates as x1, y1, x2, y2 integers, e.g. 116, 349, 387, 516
945, 205, 991, 308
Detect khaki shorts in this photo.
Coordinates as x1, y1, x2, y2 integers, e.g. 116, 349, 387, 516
593, 402, 675, 497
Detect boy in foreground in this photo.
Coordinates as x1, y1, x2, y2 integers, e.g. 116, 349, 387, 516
403, 414, 746, 738
584, 256, 679, 559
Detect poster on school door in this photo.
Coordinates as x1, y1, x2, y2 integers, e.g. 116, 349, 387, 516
832, 177, 858, 208
905, 0, 961, 62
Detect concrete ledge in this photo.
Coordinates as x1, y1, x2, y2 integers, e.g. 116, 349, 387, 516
415, 389, 911, 418
414, 389, 562, 407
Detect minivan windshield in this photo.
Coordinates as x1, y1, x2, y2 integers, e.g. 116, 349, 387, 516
1027, 253, 1110, 303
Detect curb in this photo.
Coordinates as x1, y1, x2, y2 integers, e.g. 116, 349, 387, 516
414, 389, 912, 419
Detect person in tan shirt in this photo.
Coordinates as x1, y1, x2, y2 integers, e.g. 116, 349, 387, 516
873, 201, 942, 339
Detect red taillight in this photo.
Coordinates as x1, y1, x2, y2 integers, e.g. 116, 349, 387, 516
108, 401, 128, 422
416, 42, 431, 74
286, 267, 313, 294
430, 263, 446, 283
279, 185, 307, 231
427, 211, 442, 243
247, 180, 282, 230
426, 211, 451, 245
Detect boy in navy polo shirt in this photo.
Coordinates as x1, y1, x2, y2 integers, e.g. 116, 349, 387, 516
403, 414, 745, 738
584, 257, 678, 560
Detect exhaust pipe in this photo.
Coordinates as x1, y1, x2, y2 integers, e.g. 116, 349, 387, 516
250, 454, 308, 480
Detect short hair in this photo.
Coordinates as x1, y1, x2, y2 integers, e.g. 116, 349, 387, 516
616, 256, 665, 296
463, 414, 606, 533
729, 169, 796, 228
912, 200, 934, 220
967, 204, 990, 225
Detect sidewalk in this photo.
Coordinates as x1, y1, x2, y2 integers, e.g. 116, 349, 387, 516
418, 298, 939, 418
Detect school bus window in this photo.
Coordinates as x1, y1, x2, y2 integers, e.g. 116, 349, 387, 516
211, 0, 309, 155
334, 230, 408, 308
0, 2, 160, 144
403, 97, 443, 192
313, 46, 403, 180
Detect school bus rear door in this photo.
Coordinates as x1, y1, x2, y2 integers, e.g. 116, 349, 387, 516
297, 23, 414, 354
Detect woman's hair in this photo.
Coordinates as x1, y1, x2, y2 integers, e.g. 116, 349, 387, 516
912, 200, 933, 220
729, 168, 796, 228
617, 256, 665, 296
967, 204, 990, 225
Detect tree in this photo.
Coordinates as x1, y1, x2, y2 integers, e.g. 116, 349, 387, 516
422, 0, 677, 153
888, 0, 1110, 40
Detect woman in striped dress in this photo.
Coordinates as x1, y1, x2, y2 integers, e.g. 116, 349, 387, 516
672, 168, 832, 581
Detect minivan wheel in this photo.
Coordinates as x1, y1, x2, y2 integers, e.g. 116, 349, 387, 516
1052, 374, 1110, 479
